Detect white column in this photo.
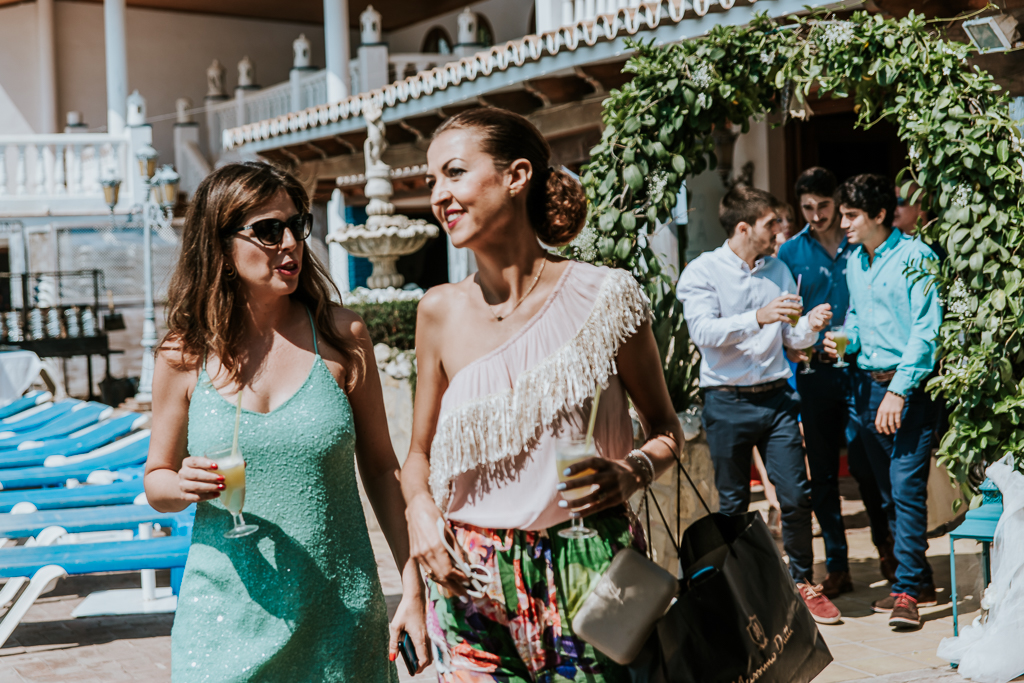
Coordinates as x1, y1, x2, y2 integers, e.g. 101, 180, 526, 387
104, 0, 129, 135
323, 0, 350, 102
535, 0, 559, 33
37, 0, 58, 134
327, 188, 350, 296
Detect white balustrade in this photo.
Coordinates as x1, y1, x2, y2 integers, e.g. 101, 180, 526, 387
389, 54, 442, 83
0, 133, 132, 214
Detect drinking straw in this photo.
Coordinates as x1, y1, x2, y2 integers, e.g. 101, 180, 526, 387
796, 274, 802, 296
584, 384, 603, 450
231, 389, 243, 456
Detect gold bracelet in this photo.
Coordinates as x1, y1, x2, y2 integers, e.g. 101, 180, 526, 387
626, 449, 655, 487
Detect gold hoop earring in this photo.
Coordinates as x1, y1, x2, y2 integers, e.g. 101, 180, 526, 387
224, 265, 237, 280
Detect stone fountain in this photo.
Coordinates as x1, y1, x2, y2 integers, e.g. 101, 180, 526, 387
327, 101, 438, 289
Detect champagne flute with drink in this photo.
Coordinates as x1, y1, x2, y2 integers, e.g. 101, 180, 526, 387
207, 391, 259, 539
831, 326, 850, 368
556, 386, 603, 540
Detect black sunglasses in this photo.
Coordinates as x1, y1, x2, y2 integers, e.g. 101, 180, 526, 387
226, 213, 313, 246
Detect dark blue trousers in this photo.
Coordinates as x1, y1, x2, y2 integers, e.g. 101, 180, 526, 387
853, 378, 937, 598
703, 385, 813, 583
796, 359, 891, 573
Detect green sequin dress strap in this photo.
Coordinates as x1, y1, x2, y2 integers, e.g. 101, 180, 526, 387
306, 306, 319, 356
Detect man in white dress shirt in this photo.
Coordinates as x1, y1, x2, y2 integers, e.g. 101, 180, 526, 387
677, 184, 840, 624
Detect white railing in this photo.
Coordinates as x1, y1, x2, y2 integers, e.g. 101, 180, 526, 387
0, 133, 134, 216
207, 69, 329, 160
389, 54, 444, 83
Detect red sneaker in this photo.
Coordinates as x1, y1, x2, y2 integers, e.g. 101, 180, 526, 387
797, 582, 842, 625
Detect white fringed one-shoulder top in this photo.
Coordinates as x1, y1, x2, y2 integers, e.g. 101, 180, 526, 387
430, 261, 652, 530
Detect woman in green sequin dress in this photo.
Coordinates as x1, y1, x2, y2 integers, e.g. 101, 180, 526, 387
145, 162, 429, 682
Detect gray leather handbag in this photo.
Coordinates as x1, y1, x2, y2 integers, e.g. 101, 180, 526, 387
571, 546, 679, 665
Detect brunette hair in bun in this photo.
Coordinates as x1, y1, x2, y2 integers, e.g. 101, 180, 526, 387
432, 108, 588, 246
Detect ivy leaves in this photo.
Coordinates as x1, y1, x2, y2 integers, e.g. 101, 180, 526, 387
569, 8, 1024, 482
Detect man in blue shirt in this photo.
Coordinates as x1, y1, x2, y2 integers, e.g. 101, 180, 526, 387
778, 169, 892, 600
824, 173, 942, 630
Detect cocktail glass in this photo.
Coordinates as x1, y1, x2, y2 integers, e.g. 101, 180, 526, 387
207, 446, 258, 539
832, 326, 850, 368
556, 436, 599, 540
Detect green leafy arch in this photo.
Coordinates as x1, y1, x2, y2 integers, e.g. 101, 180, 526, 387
571, 10, 1024, 490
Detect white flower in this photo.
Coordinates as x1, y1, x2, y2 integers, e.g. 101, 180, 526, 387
373, 343, 392, 367
648, 170, 669, 197
947, 278, 971, 319
943, 66, 951, 76
570, 224, 599, 262
344, 286, 424, 305
696, 93, 709, 109
908, 144, 920, 160
818, 21, 855, 51
759, 51, 775, 65
691, 61, 714, 90
952, 184, 972, 207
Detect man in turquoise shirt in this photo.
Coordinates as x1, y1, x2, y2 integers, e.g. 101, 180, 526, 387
779, 168, 892, 600
824, 173, 942, 630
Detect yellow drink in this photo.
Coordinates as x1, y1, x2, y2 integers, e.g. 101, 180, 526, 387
218, 455, 247, 515
557, 443, 597, 502
787, 312, 800, 327
833, 333, 849, 359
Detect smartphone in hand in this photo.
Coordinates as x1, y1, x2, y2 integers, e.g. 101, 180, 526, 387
398, 631, 419, 675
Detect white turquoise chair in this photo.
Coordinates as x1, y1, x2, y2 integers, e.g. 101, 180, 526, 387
0, 413, 148, 470
0, 478, 145, 513
0, 398, 80, 434
0, 391, 52, 421
0, 402, 111, 451
0, 432, 150, 491
0, 509, 193, 647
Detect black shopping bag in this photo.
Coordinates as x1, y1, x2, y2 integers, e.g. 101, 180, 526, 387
629, 458, 831, 683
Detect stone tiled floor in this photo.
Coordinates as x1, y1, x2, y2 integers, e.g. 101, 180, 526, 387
0, 491, 1003, 682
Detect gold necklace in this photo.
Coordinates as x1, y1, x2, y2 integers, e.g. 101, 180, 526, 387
488, 260, 547, 322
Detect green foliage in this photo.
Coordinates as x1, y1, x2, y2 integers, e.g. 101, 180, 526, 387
567, 10, 1024, 485
348, 300, 418, 350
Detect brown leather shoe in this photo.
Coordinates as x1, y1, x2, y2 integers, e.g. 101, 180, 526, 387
817, 570, 853, 599
872, 584, 936, 612
888, 593, 920, 629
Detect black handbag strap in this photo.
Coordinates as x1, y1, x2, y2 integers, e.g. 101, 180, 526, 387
641, 446, 713, 561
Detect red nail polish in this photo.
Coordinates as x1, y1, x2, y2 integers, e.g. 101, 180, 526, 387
210, 463, 218, 470
389, 652, 397, 662
218, 484, 225, 490
218, 477, 225, 483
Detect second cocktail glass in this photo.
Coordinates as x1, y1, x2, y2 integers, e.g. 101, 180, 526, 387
556, 435, 599, 539
832, 326, 850, 368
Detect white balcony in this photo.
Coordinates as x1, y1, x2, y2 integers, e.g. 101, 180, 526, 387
0, 133, 135, 217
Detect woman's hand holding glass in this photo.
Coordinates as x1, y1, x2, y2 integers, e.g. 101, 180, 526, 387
176, 456, 225, 503
405, 494, 471, 597
557, 456, 645, 516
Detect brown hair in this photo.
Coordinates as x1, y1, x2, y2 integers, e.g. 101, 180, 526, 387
432, 108, 587, 246
163, 161, 360, 384
719, 184, 778, 237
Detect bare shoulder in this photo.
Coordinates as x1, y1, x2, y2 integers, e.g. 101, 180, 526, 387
329, 305, 372, 348
154, 335, 200, 397
417, 282, 465, 325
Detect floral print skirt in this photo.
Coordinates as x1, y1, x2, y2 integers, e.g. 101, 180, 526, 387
427, 508, 639, 683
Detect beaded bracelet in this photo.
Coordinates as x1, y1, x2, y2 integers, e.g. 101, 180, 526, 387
626, 449, 655, 487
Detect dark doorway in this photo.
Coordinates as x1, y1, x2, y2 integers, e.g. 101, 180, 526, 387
784, 101, 907, 209
397, 213, 447, 290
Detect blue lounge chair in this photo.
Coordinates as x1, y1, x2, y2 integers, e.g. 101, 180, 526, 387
0, 478, 144, 513
0, 413, 147, 469
0, 391, 52, 420
0, 432, 150, 490
0, 529, 192, 646
0, 503, 191, 540
0, 399, 79, 434
0, 402, 110, 448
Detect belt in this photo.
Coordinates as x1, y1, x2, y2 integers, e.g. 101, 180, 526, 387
869, 369, 897, 384
706, 378, 789, 394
